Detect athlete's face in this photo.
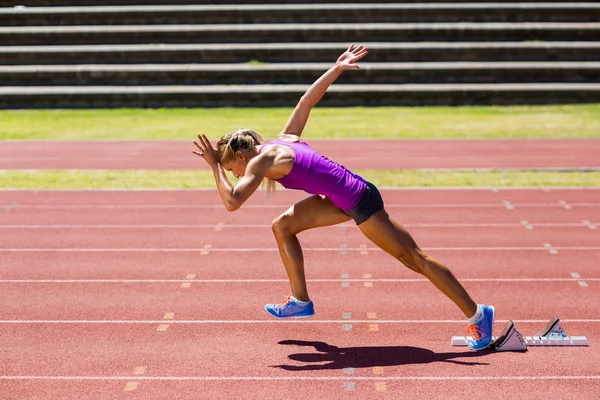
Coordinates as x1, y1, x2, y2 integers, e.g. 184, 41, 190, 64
222, 158, 247, 179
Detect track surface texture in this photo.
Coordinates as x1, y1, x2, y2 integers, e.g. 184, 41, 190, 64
0, 188, 599, 400
1, 139, 599, 170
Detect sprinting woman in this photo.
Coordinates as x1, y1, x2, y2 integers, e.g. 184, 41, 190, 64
192, 44, 495, 350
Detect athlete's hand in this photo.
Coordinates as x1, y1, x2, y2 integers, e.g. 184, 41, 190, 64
192, 134, 220, 167
335, 44, 368, 70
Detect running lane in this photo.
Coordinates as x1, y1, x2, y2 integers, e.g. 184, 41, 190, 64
1, 139, 599, 170
2, 189, 599, 400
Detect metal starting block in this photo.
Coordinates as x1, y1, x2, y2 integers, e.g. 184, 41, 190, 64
451, 316, 589, 351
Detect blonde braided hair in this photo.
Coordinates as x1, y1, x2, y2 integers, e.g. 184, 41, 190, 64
217, 129, 276, 195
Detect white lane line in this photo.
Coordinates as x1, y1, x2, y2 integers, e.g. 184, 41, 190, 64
2, 222, 597, 229
3, 203, 600, 209
1, 278, 599, 284
1, 375, 600, 382
1, 187, 599, 191
2, 246, 600, 252
1, 319, 598, 325
0, 222, 581, 229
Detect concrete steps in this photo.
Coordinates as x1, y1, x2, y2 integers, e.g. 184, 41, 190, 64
1, 2, 598, 108
3, 62, 599, 86
3, 3, 599, 26
2, 83, 598, 109
4, 23, 600, 46
2, 42, 598, 65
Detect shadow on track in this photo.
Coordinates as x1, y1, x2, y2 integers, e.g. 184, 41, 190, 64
272, 340, 491, 371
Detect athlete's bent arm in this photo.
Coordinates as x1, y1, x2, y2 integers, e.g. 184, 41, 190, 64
280, 44, 368, 138
192, 133, 271, 212
213, 157, 270, 212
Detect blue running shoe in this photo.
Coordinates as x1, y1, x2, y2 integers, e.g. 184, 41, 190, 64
467, 305, 495, 350
265, 296, 315, 319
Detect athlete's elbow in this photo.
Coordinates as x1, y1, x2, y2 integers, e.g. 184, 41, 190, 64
224, 197, 243, 212
224, 201, 240, 212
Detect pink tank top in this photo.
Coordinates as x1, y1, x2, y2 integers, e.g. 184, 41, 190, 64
260, 140, 367, 211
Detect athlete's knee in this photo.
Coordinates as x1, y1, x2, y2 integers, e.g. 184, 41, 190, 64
271, 213, 297, 237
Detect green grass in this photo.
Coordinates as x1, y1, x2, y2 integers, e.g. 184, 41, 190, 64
1, 104, 599, 140
2, 169, 599, 189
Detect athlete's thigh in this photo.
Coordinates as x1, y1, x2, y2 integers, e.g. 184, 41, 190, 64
277, 194, 352, 234
357, 209, 419, 258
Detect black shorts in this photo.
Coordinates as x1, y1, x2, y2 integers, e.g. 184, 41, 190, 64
342, 181, 384, 225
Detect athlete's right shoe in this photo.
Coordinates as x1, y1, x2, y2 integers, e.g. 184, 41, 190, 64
467, 305, 495, 350
264, 296, 315, 319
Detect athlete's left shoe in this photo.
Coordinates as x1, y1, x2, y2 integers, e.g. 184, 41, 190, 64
264, 296, 315, 319
467, 305, 495, 350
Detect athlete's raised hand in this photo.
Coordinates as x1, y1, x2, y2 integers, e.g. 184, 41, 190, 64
192, 134, 220, 167
335, 44, 368, 70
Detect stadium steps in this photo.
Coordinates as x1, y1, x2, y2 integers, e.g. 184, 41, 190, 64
3, 3, 599, 26
2, 42, 598, 65
3, 62, 599, 86
4, 23, 600, 46
1, 2, 599, 108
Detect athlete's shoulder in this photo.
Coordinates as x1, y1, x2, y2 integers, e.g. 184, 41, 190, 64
276, 133, 303, 143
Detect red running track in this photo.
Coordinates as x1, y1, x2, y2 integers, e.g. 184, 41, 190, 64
1, 189, 599, 399
1, 139, 599, 170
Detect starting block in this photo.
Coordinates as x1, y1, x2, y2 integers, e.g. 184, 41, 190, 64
451, 316, 589, 351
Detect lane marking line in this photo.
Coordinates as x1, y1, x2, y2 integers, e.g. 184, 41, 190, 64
543, 243, 558, 254
3, 375, 600, 382
559, 200, 572, 210
344, 382, 355, 391
3, 278, 599, 284
359, 244, 368, 256
3, 319, 599, 325
4, 246, 600, 253
340, 243, 348, 255
583, 220, 597, 230
9, 202, 600, 209
200, 244, 211, 256
163, 312, 174, 320
1, 222, 590, 229
521, 220, 533, 230
375, 382, 388, 392
123, 381, 138, 392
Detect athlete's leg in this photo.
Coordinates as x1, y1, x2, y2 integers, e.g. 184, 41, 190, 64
271, 195, 352, 302
358, 209, 477, 318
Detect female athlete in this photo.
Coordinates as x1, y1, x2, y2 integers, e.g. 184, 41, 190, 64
192, 44, 495, 350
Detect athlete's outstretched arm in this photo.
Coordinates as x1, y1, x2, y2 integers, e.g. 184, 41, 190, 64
280, 44, 368, 137
192, 134, 271, 211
